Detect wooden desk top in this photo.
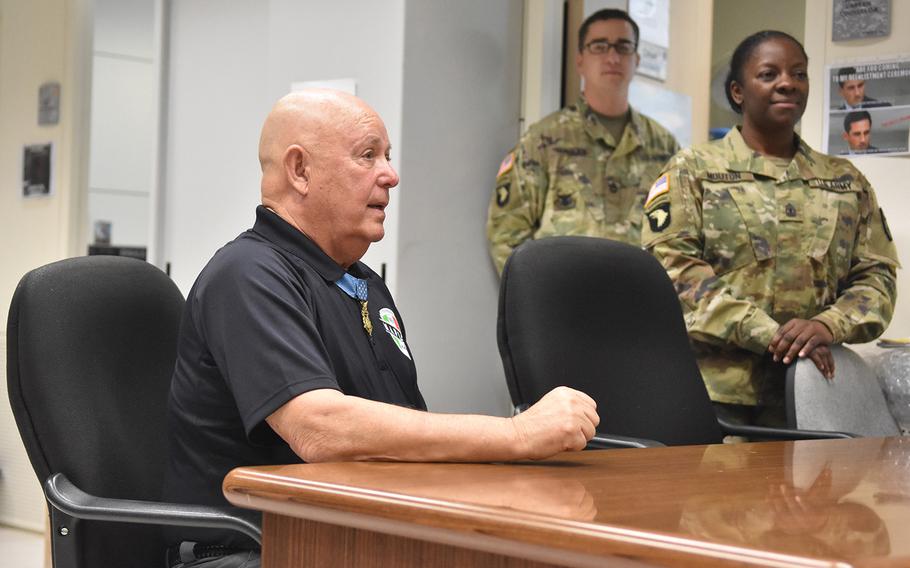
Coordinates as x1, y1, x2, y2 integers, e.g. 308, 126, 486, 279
224, 437, 910, 567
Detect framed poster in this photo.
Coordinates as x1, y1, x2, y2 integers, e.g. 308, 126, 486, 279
823, 58, 910, 156
22, 143, 53, 198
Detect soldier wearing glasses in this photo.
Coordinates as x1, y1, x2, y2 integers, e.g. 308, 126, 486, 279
486, 8, 679, 274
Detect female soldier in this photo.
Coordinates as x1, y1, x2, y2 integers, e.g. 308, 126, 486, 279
641, 31, 899, 426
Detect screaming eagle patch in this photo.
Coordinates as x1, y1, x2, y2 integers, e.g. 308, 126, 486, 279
648, 203, 671, 232
496, 183, 510, 207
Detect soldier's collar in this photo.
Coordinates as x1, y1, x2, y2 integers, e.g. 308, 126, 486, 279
723, 127, 812, 181
577, 95, 642, 154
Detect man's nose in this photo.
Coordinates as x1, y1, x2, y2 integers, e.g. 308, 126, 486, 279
381, 160, 400, 189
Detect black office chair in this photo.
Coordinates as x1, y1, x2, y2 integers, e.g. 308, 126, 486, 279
7, 256, 260, 568
497, 237, 851, 447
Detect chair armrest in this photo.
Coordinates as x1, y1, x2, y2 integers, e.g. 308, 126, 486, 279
586, 434, 666, 450
717, 419, 855, 441
44, 473, 262, 545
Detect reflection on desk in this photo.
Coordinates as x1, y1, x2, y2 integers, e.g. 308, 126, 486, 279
224, 437, 910, 567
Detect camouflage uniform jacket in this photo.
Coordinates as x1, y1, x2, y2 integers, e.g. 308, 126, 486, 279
642, 128, 899, 406
486, 96, 679, 274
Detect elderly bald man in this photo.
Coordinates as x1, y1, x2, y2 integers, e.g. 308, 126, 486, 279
162, 89, 600, 567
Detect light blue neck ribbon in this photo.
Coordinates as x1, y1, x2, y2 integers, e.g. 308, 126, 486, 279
335, 273, 368, 301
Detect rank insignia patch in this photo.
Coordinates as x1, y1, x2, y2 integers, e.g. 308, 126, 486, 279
497, 152, 514, 178
644, 174, 669, 208
648, 202, 671, 232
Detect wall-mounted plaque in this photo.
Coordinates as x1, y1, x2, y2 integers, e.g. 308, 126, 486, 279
832, 0, 890, 41
38, 82, 61, 125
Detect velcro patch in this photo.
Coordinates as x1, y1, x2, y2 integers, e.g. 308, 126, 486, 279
881, 208, 893, 242
705, 172, 743, 182
647, 203, 671, 232
644, 174, 669, 208
808, 177, 856, 192
497, 152, 515, 178
496, 183, 510, 207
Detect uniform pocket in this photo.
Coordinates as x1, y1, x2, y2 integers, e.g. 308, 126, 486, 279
805, 183, 862, 302
701, 182, 773, 275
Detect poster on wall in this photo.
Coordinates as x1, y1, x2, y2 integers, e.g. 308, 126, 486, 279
629, 0, 669, 81
823, 58, 910, 157
22, 143, 53, 198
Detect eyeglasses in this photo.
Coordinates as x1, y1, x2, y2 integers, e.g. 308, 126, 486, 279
583, 39, 637, 56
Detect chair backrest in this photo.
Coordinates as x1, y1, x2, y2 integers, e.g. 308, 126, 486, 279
497, 237, 724, 446
7, 256, 185, 567
786, 345, 900, 437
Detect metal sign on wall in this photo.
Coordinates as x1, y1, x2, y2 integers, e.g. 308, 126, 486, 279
832, 0, 890, 41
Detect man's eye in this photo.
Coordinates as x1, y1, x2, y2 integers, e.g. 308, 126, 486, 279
759, 71, 776, 80
363, 150, 375, 159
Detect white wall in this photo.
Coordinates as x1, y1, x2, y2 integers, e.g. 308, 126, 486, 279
803, 2, 910, 339
163, 0, 405, 295
395, 0, 523, 415
523, 0, 713, 145
709, 0, 805, 130
87, 0, 162, 249
163, 0, 517, 416
0, 0, 92, 532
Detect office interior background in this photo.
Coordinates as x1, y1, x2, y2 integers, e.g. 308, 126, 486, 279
1, 0, 909, 540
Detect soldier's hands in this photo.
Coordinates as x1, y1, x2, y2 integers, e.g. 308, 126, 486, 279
806, 344, 835, 380
768, 319, 835, 379
510, 386, 600, 460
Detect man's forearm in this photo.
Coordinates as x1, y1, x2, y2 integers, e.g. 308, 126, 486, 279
268, 389, 523, 463
268, 386, 598, 464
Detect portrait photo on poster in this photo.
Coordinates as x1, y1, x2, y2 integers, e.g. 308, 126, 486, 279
22, 143, 53, 198
823, 58, 910, 157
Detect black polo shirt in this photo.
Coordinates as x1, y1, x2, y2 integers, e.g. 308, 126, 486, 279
163, 206, 425, 546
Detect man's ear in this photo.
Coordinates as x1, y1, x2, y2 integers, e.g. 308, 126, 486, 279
284, 144, 309, 196
634, 51, 640, 69
842, 131, 849, 143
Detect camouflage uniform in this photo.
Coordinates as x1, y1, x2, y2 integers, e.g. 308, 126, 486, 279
643, 127, 899, 406
486, 96, 679, 274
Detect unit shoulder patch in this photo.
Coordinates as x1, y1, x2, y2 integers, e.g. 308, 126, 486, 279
496, 183, 510, 207
647, 202, 671, 232
881, 208, 893, 242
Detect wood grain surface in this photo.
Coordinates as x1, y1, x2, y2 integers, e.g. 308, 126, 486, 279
224, 437, 910, 567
